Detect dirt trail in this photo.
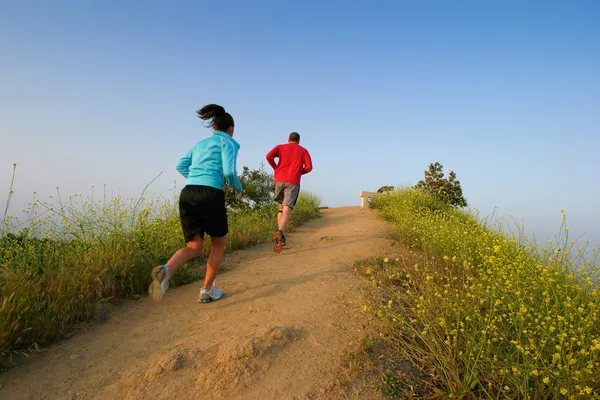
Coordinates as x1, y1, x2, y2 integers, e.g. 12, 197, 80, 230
0, 207, 392, 400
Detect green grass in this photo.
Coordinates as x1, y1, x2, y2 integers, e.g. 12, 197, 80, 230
0, 188, 320, 354
363, 188, 600, 399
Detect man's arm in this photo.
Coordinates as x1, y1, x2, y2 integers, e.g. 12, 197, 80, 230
176, 148, 193, 178
302, 149, 313, 174
265, 145, 279, 170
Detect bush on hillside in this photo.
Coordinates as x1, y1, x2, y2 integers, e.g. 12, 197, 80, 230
415, 162, 467, 208
366, 188, 600, 398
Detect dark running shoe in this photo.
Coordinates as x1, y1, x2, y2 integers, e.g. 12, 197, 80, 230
279, 230, 286, 246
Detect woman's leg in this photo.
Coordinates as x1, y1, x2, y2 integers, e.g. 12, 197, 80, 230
198, 236, 227, 303
203, 236, 226, 289
149, 234, 203, 302
166, 234, 204, 275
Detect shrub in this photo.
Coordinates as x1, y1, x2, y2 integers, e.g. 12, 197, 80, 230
223, 163, 275, 211
377, 186, 395, 194
368, 188, 600, 398
415, 162, 467, 208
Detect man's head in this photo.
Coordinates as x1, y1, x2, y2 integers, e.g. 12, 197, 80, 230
288, 132, 300, 144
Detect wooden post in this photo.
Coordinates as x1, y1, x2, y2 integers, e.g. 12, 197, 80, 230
359, 191, 377, 208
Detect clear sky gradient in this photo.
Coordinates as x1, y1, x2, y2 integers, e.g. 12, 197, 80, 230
1, 0, 599, 246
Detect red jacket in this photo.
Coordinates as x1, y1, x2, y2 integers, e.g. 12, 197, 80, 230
266, 142, 313, 186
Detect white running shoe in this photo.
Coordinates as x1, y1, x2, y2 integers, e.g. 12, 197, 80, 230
199, 284, 223, 303
148, 265, 170, 302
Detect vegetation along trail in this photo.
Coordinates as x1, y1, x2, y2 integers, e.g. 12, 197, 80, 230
0, 206, 394, 400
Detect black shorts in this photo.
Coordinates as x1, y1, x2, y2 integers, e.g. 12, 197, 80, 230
179, 185, 228, 242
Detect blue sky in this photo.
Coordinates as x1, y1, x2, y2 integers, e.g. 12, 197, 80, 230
1, 0, 599, 246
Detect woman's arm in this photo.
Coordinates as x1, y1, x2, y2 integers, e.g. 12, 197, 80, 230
221, 138, 243, 193
176, 148, 192, 178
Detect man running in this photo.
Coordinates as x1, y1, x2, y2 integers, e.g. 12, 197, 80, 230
266, 132, 313, 252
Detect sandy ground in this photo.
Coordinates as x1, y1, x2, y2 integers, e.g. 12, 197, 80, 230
0, 206, 393, 400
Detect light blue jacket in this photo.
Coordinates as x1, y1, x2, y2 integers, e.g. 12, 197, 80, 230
176, 131, 243, 193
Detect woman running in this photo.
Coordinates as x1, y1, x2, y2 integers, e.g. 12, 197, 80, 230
148, 104, 242, 303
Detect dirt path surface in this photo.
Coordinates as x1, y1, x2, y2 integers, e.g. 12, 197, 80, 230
0, 207, 391, 400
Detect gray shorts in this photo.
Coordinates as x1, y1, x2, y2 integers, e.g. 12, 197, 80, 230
274, 182, 300, 209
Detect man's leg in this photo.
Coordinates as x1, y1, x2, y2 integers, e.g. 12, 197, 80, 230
277, 203, 283, 227
278, 205, 292, 232
273, 203, 286, 253
279, 184, 299, 233
273, 183, 285, 252
277, 184, 299, 247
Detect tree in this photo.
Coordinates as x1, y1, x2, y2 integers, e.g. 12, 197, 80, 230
223, 163, 275, 211
377, 185, 394, 194
415, 162, 467, 207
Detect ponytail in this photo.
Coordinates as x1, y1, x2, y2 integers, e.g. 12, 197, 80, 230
197, 104, 234, 132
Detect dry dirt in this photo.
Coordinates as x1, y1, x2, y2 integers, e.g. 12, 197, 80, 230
0, 206, 394, 400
